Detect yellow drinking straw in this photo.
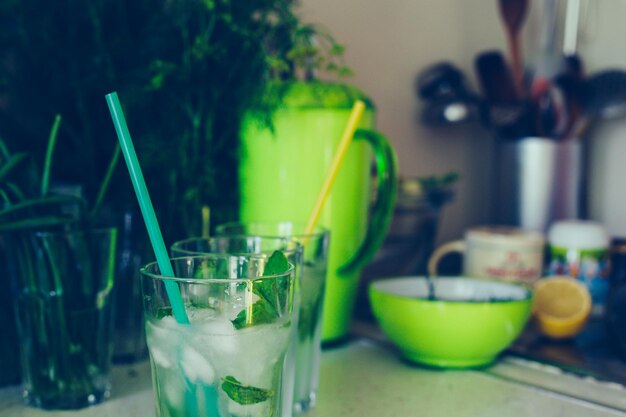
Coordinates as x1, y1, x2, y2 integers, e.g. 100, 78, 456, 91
304, 100, 366, 236
201, 205, 210, 237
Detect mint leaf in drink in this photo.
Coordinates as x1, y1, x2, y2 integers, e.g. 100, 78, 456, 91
221, 376, 273, 405
255, 250, 289, 310
231, 250, 291, 329
231, 298, 277, 329
154, 306, 173, 320
264, 250, 290, 276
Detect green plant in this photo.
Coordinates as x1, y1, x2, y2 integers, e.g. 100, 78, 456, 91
0, 1, 350, 243
265, 21, 353, 81
0, 118, 75, 389
0, 116, 80, 230
0, 115, 117, 230
0, 116, 118, 405
417, 172, 460, 190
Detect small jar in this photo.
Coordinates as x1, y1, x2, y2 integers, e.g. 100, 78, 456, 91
547, 220, 610, 316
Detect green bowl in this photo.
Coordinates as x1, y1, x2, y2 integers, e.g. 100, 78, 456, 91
369, 276, 533, 368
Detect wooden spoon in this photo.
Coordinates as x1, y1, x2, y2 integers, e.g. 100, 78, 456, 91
498, 0, 529, 97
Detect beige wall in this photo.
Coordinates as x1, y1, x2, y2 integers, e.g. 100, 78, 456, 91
300, 0, 626, 242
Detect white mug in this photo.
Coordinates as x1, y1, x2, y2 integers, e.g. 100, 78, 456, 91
428, 226, 545, 284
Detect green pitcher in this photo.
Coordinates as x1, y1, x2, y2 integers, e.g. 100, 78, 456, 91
239, 82, 398, 342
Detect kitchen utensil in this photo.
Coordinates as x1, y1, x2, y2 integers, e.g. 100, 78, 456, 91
475, 50, 531, 137
483, 102, 534, 138
416, 62, 466, 100
529, 0, 575, 138
534, 70, 587, 140
540, 0, 559, 54
475, 51, 518, 103
420, 98, 480, 126
530, 0, 563, 94
563, 0, 582, 55
498, 0, 529, 96
417, 62, 480, 126
583, 70, 626, 119
532, 77, 563, 137
564, 54, 585, 81
553, 72, 585, 139
531, 54, 585, 139
369, 276, 532, 368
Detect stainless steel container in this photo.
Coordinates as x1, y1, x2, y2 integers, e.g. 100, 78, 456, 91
494, 137, 586, 233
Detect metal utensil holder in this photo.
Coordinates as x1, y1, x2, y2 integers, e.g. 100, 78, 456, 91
494, 136, 587, 233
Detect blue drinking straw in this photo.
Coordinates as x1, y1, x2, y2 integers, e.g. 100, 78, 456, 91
105, 92, 189, 325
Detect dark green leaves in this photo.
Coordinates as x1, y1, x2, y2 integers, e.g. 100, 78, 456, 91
231, 299, 277, 329
418, 172, 460, 190
0, 126, 86, 232
255, 250, 289, 304
231, 251, 290, 329
266, 22, 353, 82
221, 376, 273, 405
223, 252, 288, 409
263, 250, 290, 276
0, 216, 74, 232
0, 153, 28, 184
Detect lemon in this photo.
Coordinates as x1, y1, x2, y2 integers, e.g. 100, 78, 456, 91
533, 276, 592, 339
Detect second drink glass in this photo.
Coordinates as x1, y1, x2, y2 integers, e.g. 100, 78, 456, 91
214, 222, 330, 414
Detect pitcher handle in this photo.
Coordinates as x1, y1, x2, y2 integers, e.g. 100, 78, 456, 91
338, 128, 398, 275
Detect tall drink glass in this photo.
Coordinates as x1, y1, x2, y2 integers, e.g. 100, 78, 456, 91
170, 235, 303, 415
214, 222, 330, 414
0, 227, 117, 409
141, 254, 295, 417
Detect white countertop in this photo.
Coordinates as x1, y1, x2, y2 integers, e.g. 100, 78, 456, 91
2, 337, 626, 416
